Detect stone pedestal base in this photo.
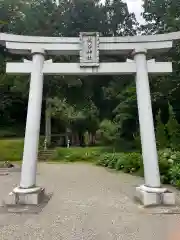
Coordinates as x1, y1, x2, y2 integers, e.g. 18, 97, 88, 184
5, 187, 45, 205
135, 185, 176, 207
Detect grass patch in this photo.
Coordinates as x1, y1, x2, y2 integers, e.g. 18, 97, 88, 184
0, 136, 47, 162
50, 146, 115, 163
0, 139, 24, 161
1, 141, 180, 190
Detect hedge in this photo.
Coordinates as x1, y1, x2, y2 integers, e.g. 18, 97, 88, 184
50, 147, 180, 189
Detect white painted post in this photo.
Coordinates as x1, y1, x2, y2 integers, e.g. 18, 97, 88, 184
67, 139, 70, 148
133, 48, 161, 188
20, 49, 45, 189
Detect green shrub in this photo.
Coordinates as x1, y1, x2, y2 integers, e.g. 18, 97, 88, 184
96, 154, 106, 166
159, 156, 171, 184
50, 147, 107, 162
121, 153, 141, 173
96, 120, 118, 145
158, 148, 174, 183
96, 151, 142, 173
171, 151, 180, 164
156, 110, 169, 149
115, 158, 124, 170
168, 164, 180, 189
158, 148, 172, 159
103, 154, 113, 167
96, 153, 113, 167
115, 154, 127, 171
3, 138, 180, 190
133, 132, 141, 150
166, 104, 180, 150
107, 153, 120, 169
50, 146, 180, 190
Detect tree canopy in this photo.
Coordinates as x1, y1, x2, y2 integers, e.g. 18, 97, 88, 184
0, 0, 180, 148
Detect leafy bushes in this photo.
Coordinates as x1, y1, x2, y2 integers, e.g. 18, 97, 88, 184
1, 137, 180, 190
156, 111, 169, 149
50, 147, 108, 162
158, 149, 180, 188
51, 147, 142, 174
158, 149, 172, 184
51, 146, 180, 190
169, 164, 180, 188
155, 104, 180, 150
166, 104, 180, 150
97, 153, 121, 168
96, 152, 142, 173
97, 148, 180, 189
96, 120, 118, 145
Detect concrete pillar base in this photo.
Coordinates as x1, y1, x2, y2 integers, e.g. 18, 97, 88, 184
5, 187, 45, 205
135, 185, 176, 207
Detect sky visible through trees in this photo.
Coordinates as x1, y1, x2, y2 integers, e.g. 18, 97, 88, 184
101, 0, 145, 23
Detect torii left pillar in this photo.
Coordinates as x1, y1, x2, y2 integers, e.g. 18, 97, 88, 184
7, 48, 46, 205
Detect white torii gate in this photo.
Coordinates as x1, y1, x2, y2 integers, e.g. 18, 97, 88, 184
0, 31, 177, 206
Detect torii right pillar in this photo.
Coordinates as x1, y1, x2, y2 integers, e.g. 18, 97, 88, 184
133, 48, 175, 206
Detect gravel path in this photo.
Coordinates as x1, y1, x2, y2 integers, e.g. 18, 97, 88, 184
0, 163, 180, 240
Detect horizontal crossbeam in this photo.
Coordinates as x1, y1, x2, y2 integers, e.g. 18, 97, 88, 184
6, 41, 172, 56
6, 62, 172, 75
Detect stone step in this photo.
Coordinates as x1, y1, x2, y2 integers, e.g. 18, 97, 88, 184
38, 153, 53, 156
38, 150, 54, 154
38, 152, 54, 155
38, 149, 55, 161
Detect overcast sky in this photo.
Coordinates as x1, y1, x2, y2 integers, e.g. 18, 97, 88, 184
101, 0, 144, 23
126, 0, 144, 23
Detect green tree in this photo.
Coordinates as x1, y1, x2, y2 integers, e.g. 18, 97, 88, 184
166, 104, 180, 150
156, 110, 168, 149
0, 0, 139, 143
97, 119, 118, 145
110, 80, 138, 140
143, 0, 180, 121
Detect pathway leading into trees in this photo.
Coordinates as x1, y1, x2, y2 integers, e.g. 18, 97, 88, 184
0, 163, 180, 239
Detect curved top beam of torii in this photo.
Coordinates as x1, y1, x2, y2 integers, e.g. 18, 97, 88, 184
1, 31, 180, 43
0, 31, 179, 56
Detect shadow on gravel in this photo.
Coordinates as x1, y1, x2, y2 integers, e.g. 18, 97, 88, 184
0, 192, 53, 215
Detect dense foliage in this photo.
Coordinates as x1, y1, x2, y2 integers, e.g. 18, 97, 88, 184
0, 0, 180, 149
50, 146, 180, 189
0, 136, 180, 189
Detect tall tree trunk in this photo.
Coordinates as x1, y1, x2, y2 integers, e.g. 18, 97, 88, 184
88, 132, 96, 146
75, 132, 79, 146
92, 133, 96, 145
90, 133, 93, 145
72, 132, 76, 146
65, 128, 69, 147
88, 132, 91, 146
45, 98, 51, 146
79, 132, 85, 147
